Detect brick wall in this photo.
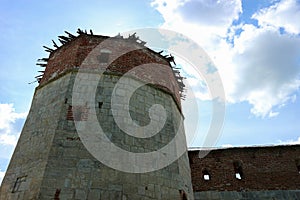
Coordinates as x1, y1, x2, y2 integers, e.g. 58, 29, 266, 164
189, 145, 300, 192
39, 34, 182, 108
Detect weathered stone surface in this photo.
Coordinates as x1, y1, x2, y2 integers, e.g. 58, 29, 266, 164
0, 74, 72, 200
0, 71, 193, 200
194, 190, 300, 200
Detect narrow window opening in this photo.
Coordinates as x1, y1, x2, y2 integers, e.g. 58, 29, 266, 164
235, 173, 242, 180
204, 174, 210, 181
98, 102, 103, 109
64, 98, 68, 104
179, 190, 187, 200
233, 161, 244, 180
202, 169, 210, 181
54, 188, 61, 200
12, 176, 27, 193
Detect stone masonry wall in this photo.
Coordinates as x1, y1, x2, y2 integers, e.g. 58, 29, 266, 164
0, 73, 72, 199
194, 190, 300, 200
0, 70, 193, 200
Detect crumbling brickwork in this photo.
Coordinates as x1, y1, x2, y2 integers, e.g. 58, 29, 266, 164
189, 145, 300, 199
39, 34, 182, 107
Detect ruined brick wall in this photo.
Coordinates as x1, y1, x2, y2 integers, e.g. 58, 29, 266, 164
189, 145, 300, 192
39, 34, 182, 108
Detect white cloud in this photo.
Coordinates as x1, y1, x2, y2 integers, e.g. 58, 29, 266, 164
185, 77, 211, 101
151, 0, 243, 103
221, 144, 234, 148
176, 0, 242, 27
253, 0, 300, 34
0, 103, 27, 146
0, 134, 18, 146
151, 0, 242, 49
230, 0, 300, 117
230, 24, 300, 117
278, 137, 300, 145
268, 111, 279, 118
0, 170, 4, 185
152, 0, 300, 118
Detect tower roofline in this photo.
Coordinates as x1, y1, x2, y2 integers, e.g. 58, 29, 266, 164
36, 29, 186, 100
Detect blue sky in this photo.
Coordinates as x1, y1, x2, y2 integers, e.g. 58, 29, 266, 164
1, 0, 300, 182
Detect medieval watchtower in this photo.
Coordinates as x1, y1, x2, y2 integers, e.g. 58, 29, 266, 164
0, 29, 193, 199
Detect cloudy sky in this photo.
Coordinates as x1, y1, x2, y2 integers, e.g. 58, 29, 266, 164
1, 0, 300, 183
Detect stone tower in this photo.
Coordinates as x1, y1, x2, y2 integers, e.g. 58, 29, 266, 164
0, 29, 193, 200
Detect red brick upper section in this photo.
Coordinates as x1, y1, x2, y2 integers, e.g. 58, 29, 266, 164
39, 34, 182, 108
189, 145, 300, 192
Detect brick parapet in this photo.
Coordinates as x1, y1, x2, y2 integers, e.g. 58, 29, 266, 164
189, 145, 300, 192
39, 34, 182, 109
